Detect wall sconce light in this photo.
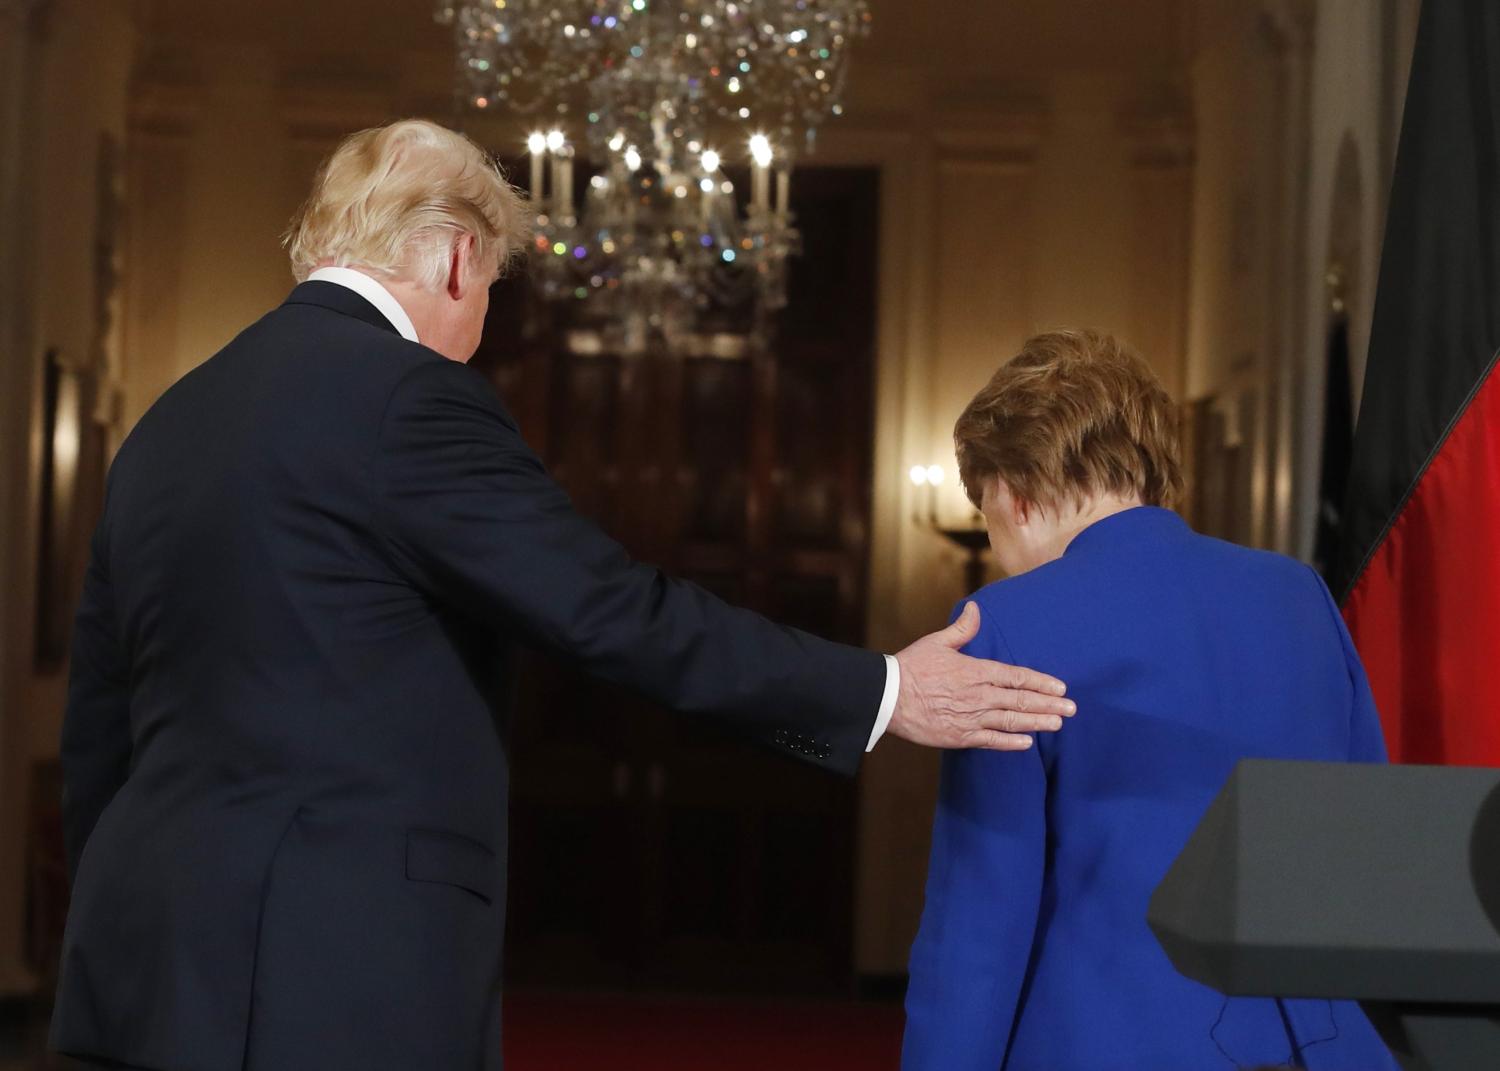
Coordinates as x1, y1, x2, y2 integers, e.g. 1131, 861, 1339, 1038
909, 463, 946, 524
910, 462, 992, 594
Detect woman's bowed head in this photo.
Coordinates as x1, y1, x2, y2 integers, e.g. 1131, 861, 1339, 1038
953, 328, 1185, 578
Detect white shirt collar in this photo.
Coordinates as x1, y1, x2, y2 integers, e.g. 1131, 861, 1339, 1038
306, 266, 420, 344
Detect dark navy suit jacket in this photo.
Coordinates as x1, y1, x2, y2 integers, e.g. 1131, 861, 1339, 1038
52, 281, 885, 1071
902, 507, 1398, 1071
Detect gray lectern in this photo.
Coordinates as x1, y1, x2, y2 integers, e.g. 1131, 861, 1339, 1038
1148, 760, 1500, 1071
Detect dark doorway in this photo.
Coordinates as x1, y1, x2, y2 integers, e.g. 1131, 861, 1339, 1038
470, 166, 881, 992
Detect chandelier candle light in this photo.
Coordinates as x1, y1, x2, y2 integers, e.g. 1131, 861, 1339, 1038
435, 0, 871, 354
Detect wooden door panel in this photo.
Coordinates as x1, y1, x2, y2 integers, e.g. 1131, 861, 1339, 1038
680, 358, 753, 545
473, 166, 879, 993
774, 358, 865, 549
546, 356, 623, 527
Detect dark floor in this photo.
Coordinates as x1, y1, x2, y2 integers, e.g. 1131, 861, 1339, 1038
1, 992, 905, 1070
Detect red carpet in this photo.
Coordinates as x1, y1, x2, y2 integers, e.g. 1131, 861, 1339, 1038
503, 993, 904, 1070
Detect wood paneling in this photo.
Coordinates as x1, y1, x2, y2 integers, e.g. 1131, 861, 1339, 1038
470, 166, 880, 992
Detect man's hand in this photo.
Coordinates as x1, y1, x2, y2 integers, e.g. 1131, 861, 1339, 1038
889, 601, 1073, 751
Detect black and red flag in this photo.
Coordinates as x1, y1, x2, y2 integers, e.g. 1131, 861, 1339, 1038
1332, 0, 1500, 766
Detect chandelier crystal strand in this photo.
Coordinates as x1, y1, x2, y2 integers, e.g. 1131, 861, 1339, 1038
436, 0, 870, 354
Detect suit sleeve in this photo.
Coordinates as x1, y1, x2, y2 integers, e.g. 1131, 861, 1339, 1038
902, 615, 1046, 1070
1308, 565, 1388, 763
60, 513, 133, 881
369, 359, 884, 774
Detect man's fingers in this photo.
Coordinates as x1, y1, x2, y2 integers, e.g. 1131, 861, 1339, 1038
980, 710, 1064, 735
967, 685, 1076, 718
944, 648, 1068, 699
965, 729, 1035, 752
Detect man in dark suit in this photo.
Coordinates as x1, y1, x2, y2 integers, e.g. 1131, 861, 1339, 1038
52, 120, 1072, 1071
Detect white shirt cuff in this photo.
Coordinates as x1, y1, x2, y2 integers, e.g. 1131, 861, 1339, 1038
866, 655, 900, 752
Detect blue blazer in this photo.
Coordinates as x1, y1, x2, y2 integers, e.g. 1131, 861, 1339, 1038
902, 507, 1397, 1071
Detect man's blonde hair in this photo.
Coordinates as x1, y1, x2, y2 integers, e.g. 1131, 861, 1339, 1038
954, 329, 1185, 513
284, 119, 531, 290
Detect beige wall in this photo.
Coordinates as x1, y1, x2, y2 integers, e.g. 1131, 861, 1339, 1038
1184, 0, 1316, 552
1185, 0, 1418, 561
0, 0, 135, 997
1289, 0, 1418, 557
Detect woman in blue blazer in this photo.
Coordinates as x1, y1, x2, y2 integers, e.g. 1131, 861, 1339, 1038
902, 330, 1397, 1071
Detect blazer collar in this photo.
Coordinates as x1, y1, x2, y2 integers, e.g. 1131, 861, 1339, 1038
1063, 506, 1189, 558
281, 280, 402, 338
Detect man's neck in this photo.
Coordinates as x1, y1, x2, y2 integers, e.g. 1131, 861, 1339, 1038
308, 265, 421, 343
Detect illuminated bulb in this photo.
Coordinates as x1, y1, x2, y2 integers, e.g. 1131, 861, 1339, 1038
748, 133, 773, 168
926, 465, 945, 486
701, 149, 720, 172
909, 465, 929, 487
527, 131, 547, 154
546, 129, 566, 152
624, 146, 642, 171
700, 177, 715, 193
608, 131, 626, 152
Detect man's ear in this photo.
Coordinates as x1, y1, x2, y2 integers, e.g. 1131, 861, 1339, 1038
446, 234, 476, 301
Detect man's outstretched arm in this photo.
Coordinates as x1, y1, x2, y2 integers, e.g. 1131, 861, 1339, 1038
372, 361, 1072, 773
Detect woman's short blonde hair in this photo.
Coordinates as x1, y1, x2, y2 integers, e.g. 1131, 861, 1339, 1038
954, 329, 1184, 512
284, 119, 531, 290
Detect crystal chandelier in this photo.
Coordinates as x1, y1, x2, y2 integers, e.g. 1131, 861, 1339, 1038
435, 0, 871, 353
